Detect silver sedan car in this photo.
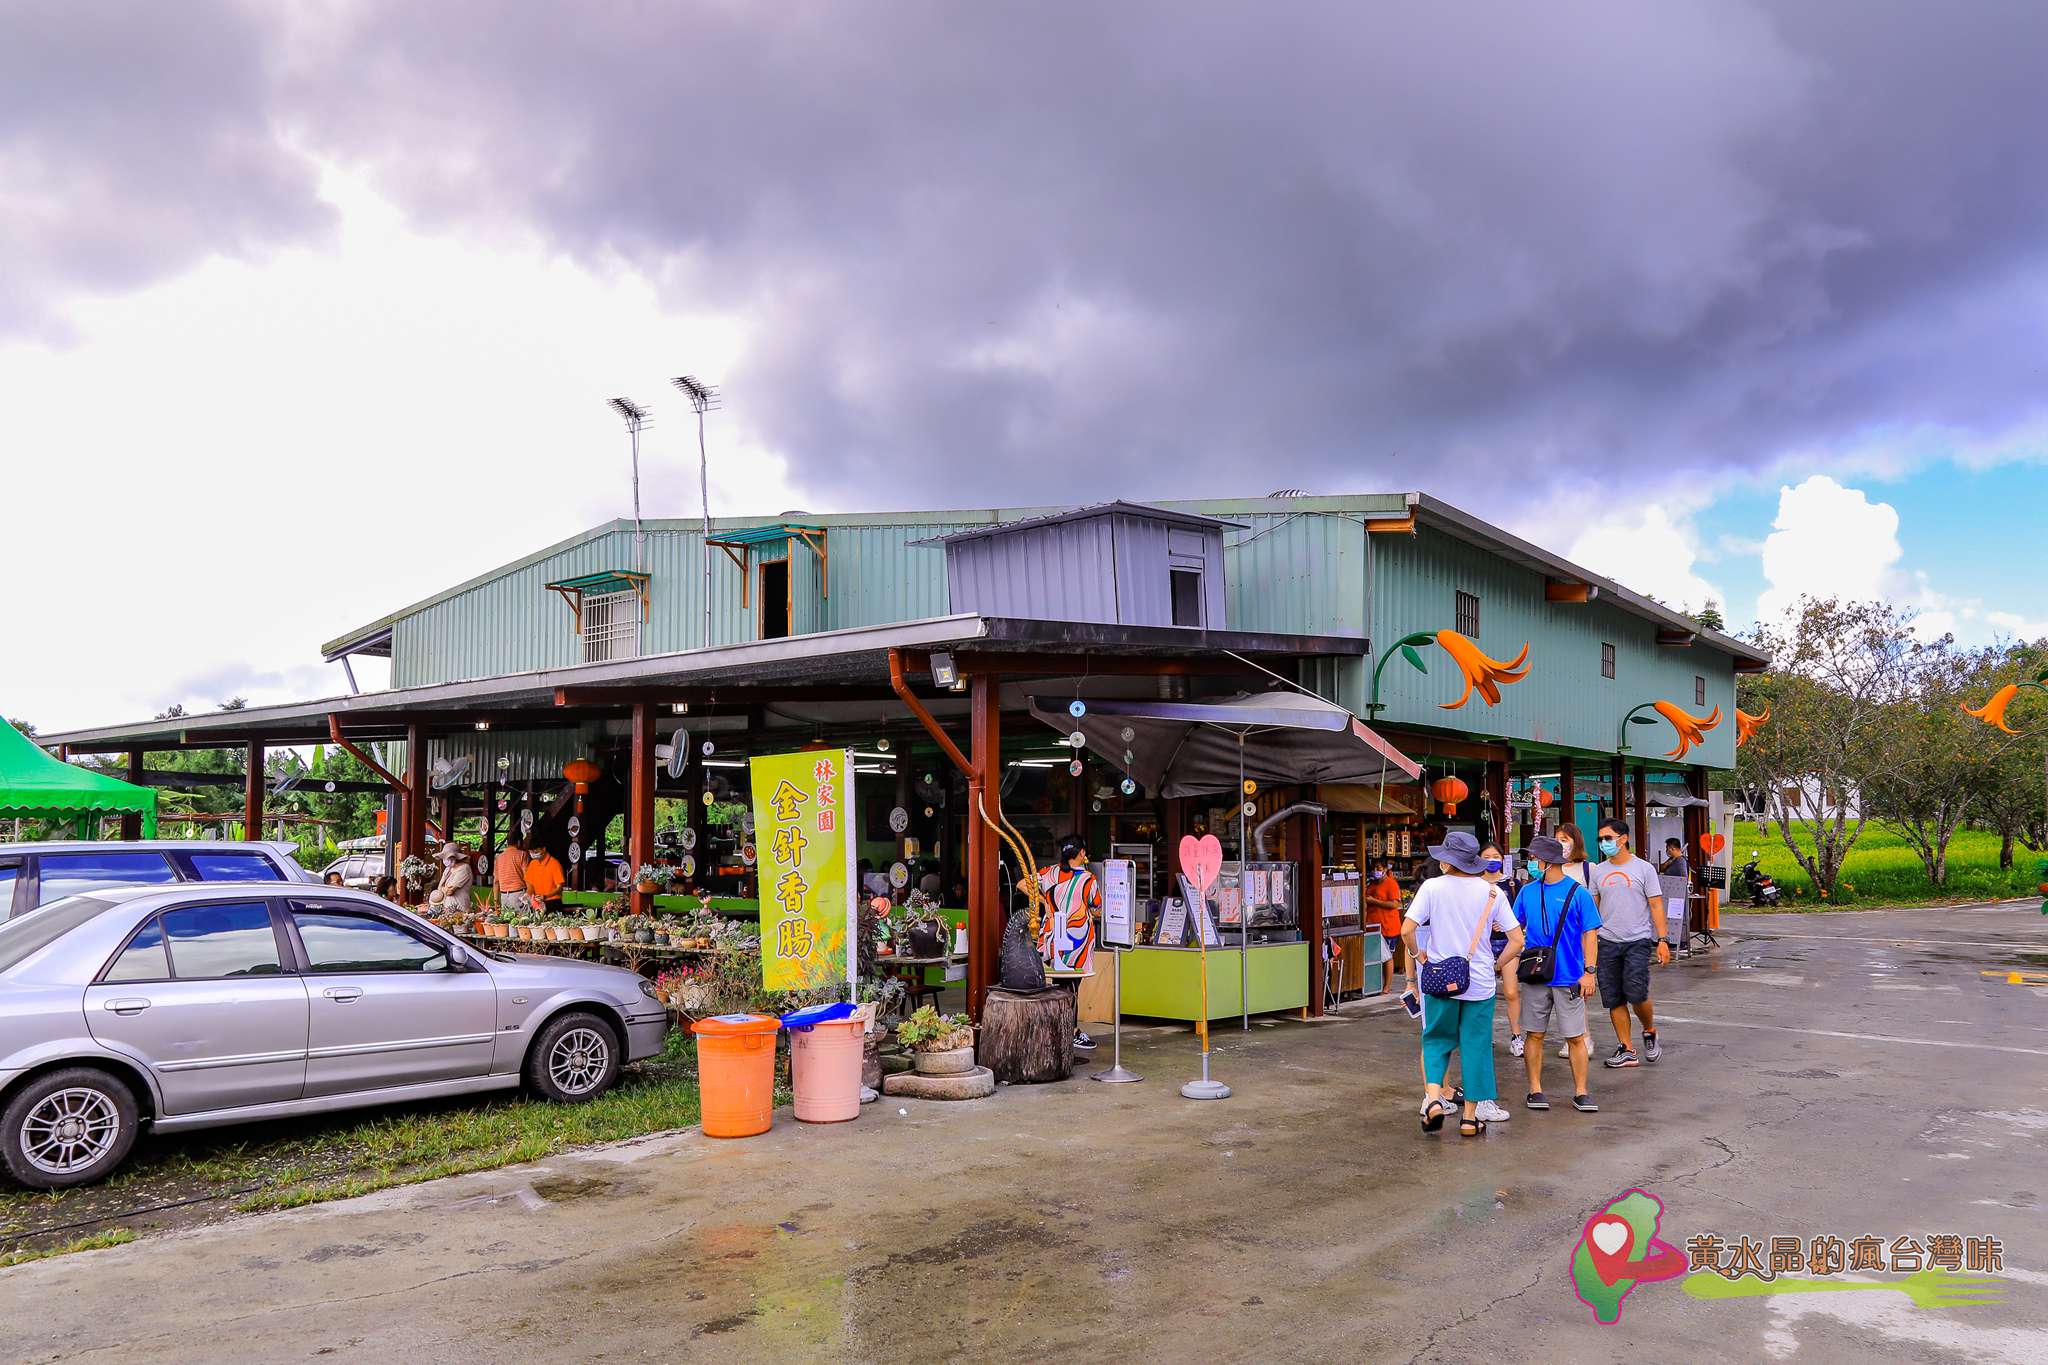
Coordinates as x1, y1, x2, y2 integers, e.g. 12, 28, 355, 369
0, 883, 669, 1189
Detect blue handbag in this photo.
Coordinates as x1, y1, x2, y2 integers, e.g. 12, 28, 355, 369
1419, 888, 1500, 999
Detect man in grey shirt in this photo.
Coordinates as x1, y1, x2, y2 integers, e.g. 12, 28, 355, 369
1592, 817, 1668, 1067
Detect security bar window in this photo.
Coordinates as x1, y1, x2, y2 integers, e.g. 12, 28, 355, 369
580, 589, 641, 662
1695, 675, 1707, 705
1455, 590, 1480, 637
1600, 642, 1616, 678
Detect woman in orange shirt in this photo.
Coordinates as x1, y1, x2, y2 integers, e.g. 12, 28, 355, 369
1366, 864, 1405, 992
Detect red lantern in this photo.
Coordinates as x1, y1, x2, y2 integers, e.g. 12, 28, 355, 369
1699, 832, 1727, 857
1431, 775, 1469, 816
563, 757, 602, 812
1534, 788, 1554, 810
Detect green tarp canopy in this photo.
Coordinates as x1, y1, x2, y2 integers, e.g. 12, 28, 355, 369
0, 721, 157, 837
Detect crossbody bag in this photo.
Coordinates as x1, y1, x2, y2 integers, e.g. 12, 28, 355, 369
1419, 886, 1499, 999
1517, 879, 1583, 985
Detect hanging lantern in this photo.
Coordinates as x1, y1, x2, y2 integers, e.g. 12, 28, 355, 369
1431, 775, 1469, 816
563, 757, 602, 813
1534, 788, 1554, 810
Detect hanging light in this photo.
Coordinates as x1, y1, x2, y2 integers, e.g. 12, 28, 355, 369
563, 757, 602, 813
1431, 775, 1470, 816
473, 719, 491, 732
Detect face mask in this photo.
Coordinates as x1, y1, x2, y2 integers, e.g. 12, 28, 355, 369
1526, 859, 1542, 879
1483, 859, 1503, 875
1598, 837, 1620, 856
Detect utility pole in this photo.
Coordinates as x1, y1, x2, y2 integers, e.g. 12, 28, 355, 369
607, 397, 651, 573
672, 376, 721, 646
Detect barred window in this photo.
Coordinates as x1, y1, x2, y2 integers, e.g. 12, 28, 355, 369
1454, 591, 1480, 638
1696, 675, 1707, 706
1600, 642, 1616, 679
580, 589, 641, 662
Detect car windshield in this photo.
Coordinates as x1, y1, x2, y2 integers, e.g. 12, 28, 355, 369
0, 895, 116, 973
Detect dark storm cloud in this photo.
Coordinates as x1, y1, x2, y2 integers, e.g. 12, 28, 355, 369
0, 0, 332, 341
12, 2, 2048, 509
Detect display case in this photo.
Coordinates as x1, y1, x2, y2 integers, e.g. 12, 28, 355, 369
1214, 860, 1299, 944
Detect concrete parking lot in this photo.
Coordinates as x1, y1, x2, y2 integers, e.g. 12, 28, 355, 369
4, 902, 2046, 1363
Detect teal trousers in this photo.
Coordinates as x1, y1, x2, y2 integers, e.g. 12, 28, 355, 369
1421, 994, 1499, 1103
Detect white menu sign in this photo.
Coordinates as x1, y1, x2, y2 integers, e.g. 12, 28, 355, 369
1102, 859, 1135, 949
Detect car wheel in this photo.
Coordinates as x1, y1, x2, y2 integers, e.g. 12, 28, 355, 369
525, 1012, 620, 1103
2, 1068, 140, 1190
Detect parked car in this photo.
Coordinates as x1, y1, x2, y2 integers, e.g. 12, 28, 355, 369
319, 851, 386, 889
0, 841, 316, 921
0, 883, 668, 1189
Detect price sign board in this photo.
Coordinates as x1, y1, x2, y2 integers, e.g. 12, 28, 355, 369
1102, 859, 1136, 949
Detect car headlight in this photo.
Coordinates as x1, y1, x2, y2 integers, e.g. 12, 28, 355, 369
638, 979, 659, 1002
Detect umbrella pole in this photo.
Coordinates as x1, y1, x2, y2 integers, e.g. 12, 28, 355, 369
1182, 892, 1229, 1099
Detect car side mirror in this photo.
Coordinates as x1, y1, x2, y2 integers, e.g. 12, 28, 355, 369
446, 941, 470, 970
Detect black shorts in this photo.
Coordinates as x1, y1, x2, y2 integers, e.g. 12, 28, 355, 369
1597, 938, 1655, 1009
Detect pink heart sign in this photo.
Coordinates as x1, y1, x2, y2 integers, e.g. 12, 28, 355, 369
1179, 833, 1224, 894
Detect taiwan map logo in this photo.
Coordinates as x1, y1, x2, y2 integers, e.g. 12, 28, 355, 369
1572, 1188, 1687, 1324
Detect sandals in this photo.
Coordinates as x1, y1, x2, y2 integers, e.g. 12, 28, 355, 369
1420, 1099, 1451, 1133
1459, 1116, 1488, 1137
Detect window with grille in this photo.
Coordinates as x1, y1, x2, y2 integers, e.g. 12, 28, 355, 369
1695, 675, 1707, 705
580, 589, 641, 662
1454, 591, 1480, 637
1600, 642, 1616, 678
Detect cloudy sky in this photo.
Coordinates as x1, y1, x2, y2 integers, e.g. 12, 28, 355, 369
6, 1, 2047, 732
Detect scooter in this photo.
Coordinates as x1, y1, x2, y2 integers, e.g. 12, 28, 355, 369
1740, 852, 1782, 908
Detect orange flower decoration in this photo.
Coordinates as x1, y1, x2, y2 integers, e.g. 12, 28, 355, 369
1435, 630, 1531, 710
1651, 700, 1722, 760
1735, 705, 1770, 747
1961, 684, 2021, 735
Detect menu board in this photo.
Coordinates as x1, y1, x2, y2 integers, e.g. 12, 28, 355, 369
1102, 859, 1136, 949
1160, 878, 1222, 947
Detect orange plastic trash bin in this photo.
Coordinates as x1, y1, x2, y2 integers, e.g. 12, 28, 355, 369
691, 1013, 781, 1138
789, 1018, 866, 1123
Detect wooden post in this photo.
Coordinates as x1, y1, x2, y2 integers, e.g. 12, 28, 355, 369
402, 724, 427, 870
630, 701, 656, 914
1484, 759, 1509, 851
244, 740, 265, 842
121, 750, 143, 840
1609, 755, 1627, 834
1558, 756, 1576, 836
966, 673, 1002, 1020
1294, 798, 1325, 1017
1632, 764, 1649, 857
1683, 767, 1708, 936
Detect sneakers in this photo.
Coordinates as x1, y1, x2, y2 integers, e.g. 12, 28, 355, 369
1572, 1094, 1601, 1112
1475, 1099, 1511, 1123
1559, 1042, 1571, 1059
1072, 1032, 1096, 1052
1509, 1032, 1525, 1059
1642, 1030, 1661, 1062
1525, 1092, 1551, 1111
1605, 1044, 1640, 1068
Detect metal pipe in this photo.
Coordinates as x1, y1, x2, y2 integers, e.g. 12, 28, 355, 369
327, 716, 442, 843
1253, 801, 1327, 860
886, 648, 974, 780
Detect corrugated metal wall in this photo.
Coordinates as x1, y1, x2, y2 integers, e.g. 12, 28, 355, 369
945, 520, 1122, 622
1222, 510, 1368, 638
1366, 531, 1737, 768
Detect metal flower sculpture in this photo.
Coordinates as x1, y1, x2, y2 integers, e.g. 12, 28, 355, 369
1620, 700, 1722, 759
1961, 669, 2048, 735
1367, 628, 1531, 714
1735, 705, 1770, 747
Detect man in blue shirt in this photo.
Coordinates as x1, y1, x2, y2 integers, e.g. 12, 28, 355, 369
1513, 834, 1603, 1113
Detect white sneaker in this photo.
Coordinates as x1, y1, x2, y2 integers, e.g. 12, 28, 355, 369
1559, 1042, 1571, 1059
1509, 1033, 1525, 1058
1475, 1099, 1511, 1123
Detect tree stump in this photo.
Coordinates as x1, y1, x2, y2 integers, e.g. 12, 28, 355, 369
979, 987, 1075, 1084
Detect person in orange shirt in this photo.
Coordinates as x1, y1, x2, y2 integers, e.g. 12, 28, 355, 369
493, 838, 532, 913
1366, 863, 1405, 992
522, 837, 566, 913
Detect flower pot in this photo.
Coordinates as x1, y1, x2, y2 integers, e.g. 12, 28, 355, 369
578, 925, 601, 941
635, 929, 654, 944
636, 880, 662, 895
913, 1045, 976, 1077
513, 926, 531, 941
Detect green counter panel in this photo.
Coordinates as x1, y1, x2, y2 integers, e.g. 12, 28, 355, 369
1117, 942, 1310, 1021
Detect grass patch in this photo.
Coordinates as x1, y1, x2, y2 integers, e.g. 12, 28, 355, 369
2, 1033, 702, 1254
0, 1228, 136, 1269
1729, 826, 2046, 910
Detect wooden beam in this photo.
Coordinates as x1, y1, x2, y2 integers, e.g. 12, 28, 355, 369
1295, 801, 1325, 1017
1366, 515, 1417, 534
1558, 755, 1576, 834
552, 684, 909, 708
966, 672, 1002, 1021
403, 723, 428, 873
793, 528, 829, 598
244, 741, 265, 842
1371, 728, 1512, 764
1544, 579, 1595, 603
949, 651, 1264, 679
1632, 764, 1649, 860
629, 701, 657, 915
1657, 629, 1698, 647
121, 750, 143, 840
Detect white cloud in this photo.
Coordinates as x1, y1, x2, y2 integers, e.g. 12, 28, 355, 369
1566, 504, 1722, 613
1754, 475, 1905, 625
0, 166, 807, 733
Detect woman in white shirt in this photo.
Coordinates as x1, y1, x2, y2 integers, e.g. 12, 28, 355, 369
1403, 831, 1523, 1136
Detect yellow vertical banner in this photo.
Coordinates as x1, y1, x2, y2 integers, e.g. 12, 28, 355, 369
750, 748, 856, 991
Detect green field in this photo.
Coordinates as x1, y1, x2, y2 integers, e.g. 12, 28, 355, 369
1728, 825, 2045, 910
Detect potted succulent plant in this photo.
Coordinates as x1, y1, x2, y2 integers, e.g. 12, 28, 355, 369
633, 862, 667, 896
896, 1005, 976, 1076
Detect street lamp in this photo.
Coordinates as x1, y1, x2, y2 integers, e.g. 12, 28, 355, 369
607, 397, 651, 573
672, 375, 721, 646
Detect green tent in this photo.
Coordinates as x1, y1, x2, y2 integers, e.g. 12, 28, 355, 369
0, 721, 157, 837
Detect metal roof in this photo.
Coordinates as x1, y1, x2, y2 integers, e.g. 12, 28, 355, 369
47, 614, 1366, 752
707, 522, 826, 548
910, 500, 1245, 547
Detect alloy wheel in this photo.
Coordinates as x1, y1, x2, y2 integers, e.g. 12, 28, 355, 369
20, 1087, 121, 1177
548, 1026, 611, 1096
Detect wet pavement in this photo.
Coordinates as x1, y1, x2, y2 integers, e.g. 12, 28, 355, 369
3, 901, 2046, 1362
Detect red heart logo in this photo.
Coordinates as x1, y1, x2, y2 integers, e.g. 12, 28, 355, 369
1585, 1215, 1634, 1284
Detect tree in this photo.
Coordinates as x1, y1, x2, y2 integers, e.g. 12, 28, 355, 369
1862, 640, 1982, 886
1693, 599, 1726, 633
1739, 597, 1938, 896
1964, 640, 2048, 869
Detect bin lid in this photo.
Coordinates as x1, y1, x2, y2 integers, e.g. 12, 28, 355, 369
779, 1001, 857, 1031
690, 1013, 782, 1037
